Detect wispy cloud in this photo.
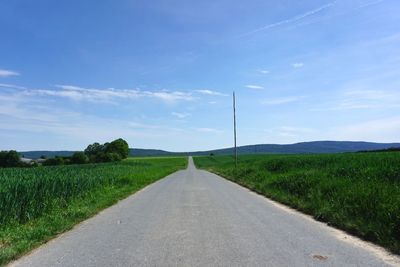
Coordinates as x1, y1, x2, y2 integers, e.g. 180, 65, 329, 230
354, 0, 386, 10
171, 112, 191, 119
196, 127, 223, 134
0, 83, 26, 90
145, 90, 194, 103
195, 89, 228, 96
330, 116, 400, 142
239, 1, 337, 37
292, 63, 304, 68
15, 84, 195, 103
331, 89, 400, 110
286, 0, 387, 32
258, 70, 270, 74
262, 96, 304, 105
273, 126, 315, 138
0, 69, 20, 77
245, 84, 264, 90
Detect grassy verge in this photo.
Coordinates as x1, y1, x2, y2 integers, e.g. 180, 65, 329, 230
194, 153, 400, 254
0, 157, 187, 265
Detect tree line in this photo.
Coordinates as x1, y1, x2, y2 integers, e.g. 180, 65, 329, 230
0, 138, 130, 168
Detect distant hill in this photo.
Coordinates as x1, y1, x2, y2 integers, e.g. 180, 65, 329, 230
20, 141, 400, 159
130, 148, 177, 157
131, 141, 400, 157
202, 141, 400, 155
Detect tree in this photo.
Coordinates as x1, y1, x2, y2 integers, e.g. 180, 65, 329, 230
103, 152, 121, 162
71, 152, 88, 164
105, 138, 129, 159
43, 157, 64, 166
84, 142, 104, 157
0, 150, 21, 167
83, 139, 129, 163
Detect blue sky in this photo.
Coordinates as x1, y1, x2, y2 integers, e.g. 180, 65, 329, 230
1, 0, 400, 151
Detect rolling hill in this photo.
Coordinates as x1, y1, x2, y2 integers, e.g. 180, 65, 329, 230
20, 141, 400, 159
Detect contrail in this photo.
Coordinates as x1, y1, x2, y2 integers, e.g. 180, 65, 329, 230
286, 0, 387, 31
238, 1, 337, 37
356, 0, 385, 10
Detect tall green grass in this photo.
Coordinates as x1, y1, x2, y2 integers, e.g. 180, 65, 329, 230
0, 157, 186, 265
194, 153, 400, 254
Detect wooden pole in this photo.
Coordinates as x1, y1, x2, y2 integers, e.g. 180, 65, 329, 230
233, 91, 237, 168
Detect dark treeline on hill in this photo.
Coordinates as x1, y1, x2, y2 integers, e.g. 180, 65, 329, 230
20, 141, 400, 159
0, 138, 129, 168
129, 141, 400, 157
358, 147, 400, 153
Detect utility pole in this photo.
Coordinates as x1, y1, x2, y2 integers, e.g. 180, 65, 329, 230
233, 91, 237, 168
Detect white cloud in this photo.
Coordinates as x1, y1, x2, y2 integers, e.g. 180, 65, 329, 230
292, 63, 304, 68
0, 69, 19, 77
0, 83, 26, 90
196, 127, 223, 134
144, 90, 194, 103
344, 89, 394, 100
16, 84, 194, 103
171, 112, 191, 119
258, 70, 270, 74
245, 85, 264, 90
0, 95, 191, 150
128, 122, 162, 130
239, 1, 337, 37
330, 116, 400, 142
264, 126, 316, 139
262, 96, 304, 105
195, 89, 228, 96
355, 0, 385, 10
330, 89, 400, 110
279, 126, 315, 133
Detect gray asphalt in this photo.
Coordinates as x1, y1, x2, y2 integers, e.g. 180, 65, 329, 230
10, 157, 400, 267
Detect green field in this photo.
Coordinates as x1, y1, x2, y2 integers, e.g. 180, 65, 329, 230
0, 157, 187, 265
194, 153, 400, 254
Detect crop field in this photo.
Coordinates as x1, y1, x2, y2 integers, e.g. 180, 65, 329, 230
194, 152, 400, 254
0, 157, 187, 265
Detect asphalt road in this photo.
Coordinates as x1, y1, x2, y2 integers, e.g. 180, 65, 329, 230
10, 157, 400, 267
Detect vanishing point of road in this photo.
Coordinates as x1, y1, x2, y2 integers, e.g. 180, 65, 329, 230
10, 157, 400, 267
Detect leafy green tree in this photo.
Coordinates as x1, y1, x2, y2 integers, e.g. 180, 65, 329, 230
84, 142, 104, 157
43, 157, 64, 166
83, 139, 129, 163
71, 152, 88, 164
105, 138, 129, 159
0, 150, 21, 167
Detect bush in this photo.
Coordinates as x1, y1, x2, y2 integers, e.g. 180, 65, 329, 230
0, 150, 21, 167
71, 152, 89, 164
106, 152, 122, 162
43, 157, 64, 166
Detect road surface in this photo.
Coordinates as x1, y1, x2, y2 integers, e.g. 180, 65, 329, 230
10, 157, 400, 266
